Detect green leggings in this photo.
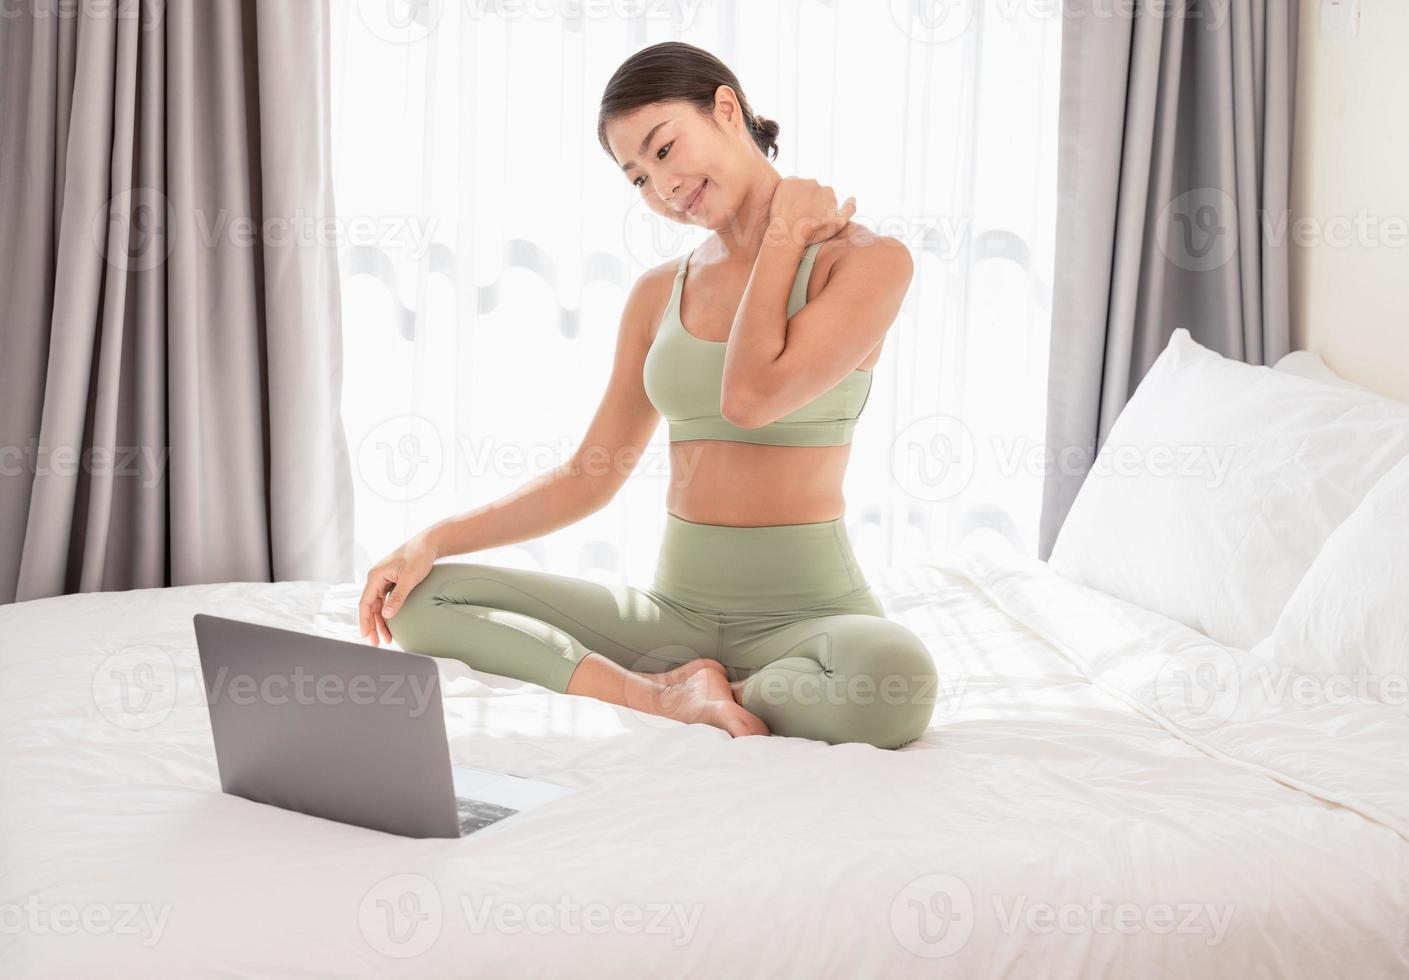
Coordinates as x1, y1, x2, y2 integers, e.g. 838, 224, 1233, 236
386, 512, 937, 749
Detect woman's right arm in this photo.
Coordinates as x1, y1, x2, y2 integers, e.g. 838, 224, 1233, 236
357, 262, 672, 644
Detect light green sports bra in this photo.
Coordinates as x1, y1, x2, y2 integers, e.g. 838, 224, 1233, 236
643, 242, 874, 447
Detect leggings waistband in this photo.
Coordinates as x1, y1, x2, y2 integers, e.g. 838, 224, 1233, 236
652, 511, 869, 613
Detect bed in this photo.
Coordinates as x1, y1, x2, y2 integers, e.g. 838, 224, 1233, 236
4, 334, 1409, 977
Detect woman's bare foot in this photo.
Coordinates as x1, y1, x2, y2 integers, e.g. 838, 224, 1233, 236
655, 667, 771, 738
652, 657, 729, 687
566, 652, 769, 738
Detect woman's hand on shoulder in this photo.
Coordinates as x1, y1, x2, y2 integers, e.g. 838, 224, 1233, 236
358, 532, 439, 646
767, 177, 856, 247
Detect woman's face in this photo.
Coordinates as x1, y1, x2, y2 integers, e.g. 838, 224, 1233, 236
605, 90, 756, 231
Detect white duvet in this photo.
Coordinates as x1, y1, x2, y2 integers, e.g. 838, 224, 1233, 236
3, 546, 1408, 978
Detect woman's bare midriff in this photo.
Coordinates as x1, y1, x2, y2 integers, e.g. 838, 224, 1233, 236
665, 440, 855, 526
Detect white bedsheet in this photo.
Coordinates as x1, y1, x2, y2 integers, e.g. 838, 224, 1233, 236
3, 548, 1407, 978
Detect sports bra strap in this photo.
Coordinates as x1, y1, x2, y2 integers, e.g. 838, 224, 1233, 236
672, 241, 824, 320
787, 242, 823, 318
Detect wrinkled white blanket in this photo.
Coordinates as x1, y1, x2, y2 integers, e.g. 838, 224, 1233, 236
3, 548, 1406, 978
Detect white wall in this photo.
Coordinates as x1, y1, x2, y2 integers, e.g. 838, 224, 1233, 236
1291, 0, 1409, 400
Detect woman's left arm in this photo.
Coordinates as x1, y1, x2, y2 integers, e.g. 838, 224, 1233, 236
720, 222, 913, 429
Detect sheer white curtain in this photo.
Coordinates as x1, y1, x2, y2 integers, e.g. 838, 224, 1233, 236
329, 0, 1060, 585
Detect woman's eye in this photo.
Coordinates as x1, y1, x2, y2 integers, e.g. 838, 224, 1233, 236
631, 142, 673, 189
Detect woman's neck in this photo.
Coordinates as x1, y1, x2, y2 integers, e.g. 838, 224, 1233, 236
708, 165, 782, 263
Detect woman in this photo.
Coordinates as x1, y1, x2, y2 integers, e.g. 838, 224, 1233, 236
358, 41, 937, 749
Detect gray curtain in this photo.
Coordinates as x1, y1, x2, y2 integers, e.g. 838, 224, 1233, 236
1037, 0, 1299, 559
0, 0, 354, 604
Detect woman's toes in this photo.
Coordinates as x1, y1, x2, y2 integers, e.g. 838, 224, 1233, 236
656, 658, 728, 686
656, 668, 771, 738
721, 703, 771, 738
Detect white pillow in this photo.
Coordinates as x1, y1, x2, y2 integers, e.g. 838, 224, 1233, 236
1272, 350, 1370, 392
1255, 453, 1409, 694
1049, 328, 1409, 649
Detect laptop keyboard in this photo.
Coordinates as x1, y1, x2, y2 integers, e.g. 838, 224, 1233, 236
455, 796, 519, 835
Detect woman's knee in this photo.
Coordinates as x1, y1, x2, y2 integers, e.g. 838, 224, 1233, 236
384, 562, 468, 647
744, 620, 938, 749
832, 624, 937, 748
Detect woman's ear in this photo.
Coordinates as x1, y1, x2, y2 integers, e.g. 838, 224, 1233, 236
713, 83, 744, 132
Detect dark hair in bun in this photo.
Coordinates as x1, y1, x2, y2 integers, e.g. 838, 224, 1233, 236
598, 41, 780, 162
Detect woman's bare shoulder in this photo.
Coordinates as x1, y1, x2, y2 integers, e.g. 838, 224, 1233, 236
812, 223, 913, 291
625, 252, 688, 346
821, 222, 909, 259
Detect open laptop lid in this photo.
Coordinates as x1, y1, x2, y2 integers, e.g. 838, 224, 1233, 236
193, 614, 460, 838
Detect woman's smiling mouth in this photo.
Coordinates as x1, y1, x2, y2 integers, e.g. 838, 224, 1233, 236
684, 179, 707, 214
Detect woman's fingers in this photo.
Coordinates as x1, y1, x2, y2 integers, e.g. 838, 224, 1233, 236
359, 562, 404, 646
834, 196, 856, 230
828, 198, 855, 239
357, 569, 391, 640
381, 569, 412, 621
358, 538, 438, 646
371, 593, 392, 646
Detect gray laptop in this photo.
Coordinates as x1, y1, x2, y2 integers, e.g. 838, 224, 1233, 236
193, 613, 573, 839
